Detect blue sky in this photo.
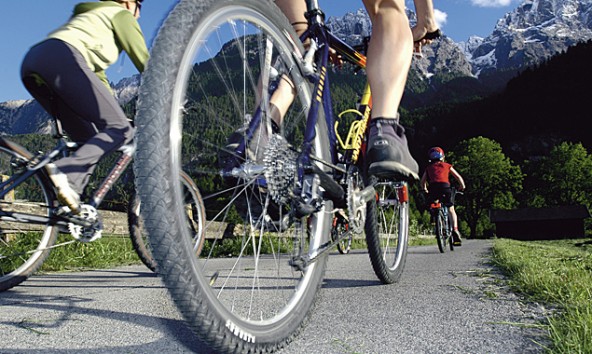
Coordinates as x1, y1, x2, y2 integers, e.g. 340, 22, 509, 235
0, 0, 519, 102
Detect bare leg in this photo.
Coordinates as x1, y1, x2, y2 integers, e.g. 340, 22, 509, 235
362, 0, 412, 119
264, 0, 308, 124
449, 206, 458, 229
275, 0, 308, 35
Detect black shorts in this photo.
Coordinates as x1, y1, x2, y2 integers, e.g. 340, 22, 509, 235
427, 183, 454, 207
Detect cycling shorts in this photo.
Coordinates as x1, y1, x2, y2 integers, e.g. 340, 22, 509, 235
427, 183, 455, 207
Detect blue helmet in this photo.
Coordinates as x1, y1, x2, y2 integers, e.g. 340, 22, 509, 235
428, 147, 445, 161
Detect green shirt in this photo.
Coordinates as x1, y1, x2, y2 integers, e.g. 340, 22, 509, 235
46, 1, 149, 90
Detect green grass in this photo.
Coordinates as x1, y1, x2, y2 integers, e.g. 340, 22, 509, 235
39, 234, 143, 272
38, 233, 436, 270
492, 238, 592, 353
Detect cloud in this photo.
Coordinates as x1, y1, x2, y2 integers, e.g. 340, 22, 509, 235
471, 0, 514, 7
434, 9, 448, 29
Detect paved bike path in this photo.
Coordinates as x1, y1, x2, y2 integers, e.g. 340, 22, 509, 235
0, 240, 547, 353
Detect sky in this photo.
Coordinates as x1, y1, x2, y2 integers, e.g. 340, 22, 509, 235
0, 0, 520, 102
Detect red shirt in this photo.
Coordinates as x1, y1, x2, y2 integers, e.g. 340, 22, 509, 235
426, 161, 452, 184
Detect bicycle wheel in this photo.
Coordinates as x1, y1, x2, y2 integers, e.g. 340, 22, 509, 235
365, 177, 409, 284
435, 210, 447, 253
337, 235, 352, 254
0, 138, 59, 292
128, 171, 205, 272
134, 0, 332, 351
449, 231, 455, 251
447, 212, 455, 251
332, 215, 351, 254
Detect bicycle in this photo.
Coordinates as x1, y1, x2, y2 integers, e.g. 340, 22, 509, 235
134, 0, 411, 351
428, 188, 462, 253
127, 170, 205, 271
331, 209, 352, 254
0, 117, 206, 291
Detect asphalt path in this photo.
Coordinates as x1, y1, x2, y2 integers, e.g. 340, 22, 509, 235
0, 239, 548, 353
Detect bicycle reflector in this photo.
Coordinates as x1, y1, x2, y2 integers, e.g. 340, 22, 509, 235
397, 184, 409, 203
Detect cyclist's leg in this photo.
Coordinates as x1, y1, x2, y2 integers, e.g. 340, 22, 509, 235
442, 187, 462, 244
260, 0, 307, 125
274, 0, 307, 35
21, 39, 133, 196
362, 0, 418, 180
362, 0, 411, 119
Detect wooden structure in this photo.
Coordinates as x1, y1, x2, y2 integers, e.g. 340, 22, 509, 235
490, 205, 590, 240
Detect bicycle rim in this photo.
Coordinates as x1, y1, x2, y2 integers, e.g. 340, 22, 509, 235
135, 0, 331, 350
0, 140, 58, 291
128, 171, 205, 272
365, 178, 409, 284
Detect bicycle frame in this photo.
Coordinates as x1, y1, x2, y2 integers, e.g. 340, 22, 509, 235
0, 136, 135, 228
300, 1, 372, 168
430, 202, 451, 233
221, 1, 407, 267
234, 1, 372, 175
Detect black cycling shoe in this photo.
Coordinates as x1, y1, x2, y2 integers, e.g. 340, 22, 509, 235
366, 118, 419, 180
223, 117, 280, 164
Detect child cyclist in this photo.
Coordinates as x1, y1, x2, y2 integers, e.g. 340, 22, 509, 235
20, 0, 148, 214
420, 147, 466, 245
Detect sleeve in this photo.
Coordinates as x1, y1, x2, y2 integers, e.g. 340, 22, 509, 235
112, 10, 149, 73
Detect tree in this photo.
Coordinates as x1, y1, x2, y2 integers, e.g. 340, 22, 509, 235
527, 142, 592, 208
447, 137, 523, 238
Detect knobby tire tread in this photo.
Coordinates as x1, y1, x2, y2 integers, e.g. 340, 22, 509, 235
364, 177, 408, 284
134, 0, 328, 352
436, 212, 446, 253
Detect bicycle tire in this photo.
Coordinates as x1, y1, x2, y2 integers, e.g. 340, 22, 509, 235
127, 170, 205, 272
0, 138, 59, 292
435, 210, 447, 253
364, 177, 409, 284
337, 235, 352, 254
332, 216, 351, 254
134, 0, 332, 351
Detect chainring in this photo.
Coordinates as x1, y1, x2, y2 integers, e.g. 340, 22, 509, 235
68, 204, 103, 243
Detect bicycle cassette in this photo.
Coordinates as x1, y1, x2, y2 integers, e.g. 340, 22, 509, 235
263, 135, 298, 205
68, 204, 103, 243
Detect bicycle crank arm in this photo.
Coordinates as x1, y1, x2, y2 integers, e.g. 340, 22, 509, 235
0, 210, 53, 226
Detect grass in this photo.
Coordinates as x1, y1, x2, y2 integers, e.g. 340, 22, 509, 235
36, 233, 436, 271
491, 238, 592, 354
39, 234, 143, 272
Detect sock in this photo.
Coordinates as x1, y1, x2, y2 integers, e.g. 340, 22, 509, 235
369, 117, 398, 136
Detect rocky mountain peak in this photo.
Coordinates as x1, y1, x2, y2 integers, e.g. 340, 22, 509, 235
470, 0, 592, 75
326, 7, 473, 80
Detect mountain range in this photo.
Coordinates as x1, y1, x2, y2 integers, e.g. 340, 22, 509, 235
2, 0, 592, 135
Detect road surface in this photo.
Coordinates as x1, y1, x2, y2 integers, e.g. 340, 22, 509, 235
0, 239, 548, 353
